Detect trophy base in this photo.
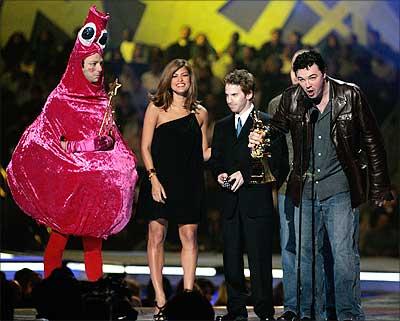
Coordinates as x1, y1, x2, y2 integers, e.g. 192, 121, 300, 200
249, 175, 268, 184
249, 158, 276, 184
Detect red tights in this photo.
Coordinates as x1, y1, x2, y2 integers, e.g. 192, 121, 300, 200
44, 231, 103, 281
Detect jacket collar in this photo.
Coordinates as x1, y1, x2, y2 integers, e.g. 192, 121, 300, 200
328, 77, 347, 123
229, 111, 254, 141
295, 77, 347, 123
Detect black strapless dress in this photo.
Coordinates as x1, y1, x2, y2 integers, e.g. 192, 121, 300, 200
136, 113, 205, 224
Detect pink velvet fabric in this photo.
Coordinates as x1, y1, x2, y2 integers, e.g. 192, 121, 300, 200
6, 6, 138, 239
66, 136, 114, 153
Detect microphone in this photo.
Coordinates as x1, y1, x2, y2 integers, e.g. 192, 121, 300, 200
310, 109, 319, 124
302, 95, 314, 120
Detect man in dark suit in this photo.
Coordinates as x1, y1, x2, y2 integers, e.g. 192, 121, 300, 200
211, 69, 289, 321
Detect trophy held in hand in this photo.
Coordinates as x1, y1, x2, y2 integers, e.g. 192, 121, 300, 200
99, 78, 122, 136
249, 109, 276, 184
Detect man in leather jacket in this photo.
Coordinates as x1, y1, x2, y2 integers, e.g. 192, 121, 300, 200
250, 50, 391, 321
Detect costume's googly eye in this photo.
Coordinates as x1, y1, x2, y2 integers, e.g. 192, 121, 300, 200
97, 30, 108, 49
78, 22, 97, 46
82, 27, 95, 40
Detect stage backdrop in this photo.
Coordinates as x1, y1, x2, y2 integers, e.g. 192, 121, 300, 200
1, 0, 399, 57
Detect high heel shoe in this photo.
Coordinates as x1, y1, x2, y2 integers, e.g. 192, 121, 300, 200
153, 301, 167, 321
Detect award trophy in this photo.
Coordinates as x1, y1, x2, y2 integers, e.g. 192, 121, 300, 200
99, 78, 122, 136
249, 109, 276, 184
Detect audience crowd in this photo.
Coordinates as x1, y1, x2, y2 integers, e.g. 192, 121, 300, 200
1, 267, 239, 320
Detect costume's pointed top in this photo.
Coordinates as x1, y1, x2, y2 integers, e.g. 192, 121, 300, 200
58, 6, 110, 97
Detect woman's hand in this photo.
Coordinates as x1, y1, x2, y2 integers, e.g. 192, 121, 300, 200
150, 176, 167, 204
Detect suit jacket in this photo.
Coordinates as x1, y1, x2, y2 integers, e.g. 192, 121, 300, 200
210, 110, 289, 219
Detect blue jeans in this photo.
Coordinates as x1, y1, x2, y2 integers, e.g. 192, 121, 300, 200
295, 192, 364, 321
278, 193, 297, 313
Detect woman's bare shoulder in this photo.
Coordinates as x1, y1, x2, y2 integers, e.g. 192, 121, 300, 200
146, 102, 163, 115
193, 104, 208, 125
195, 104, 208, 116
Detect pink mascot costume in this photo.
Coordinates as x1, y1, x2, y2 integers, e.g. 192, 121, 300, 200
6, 6, 138, 281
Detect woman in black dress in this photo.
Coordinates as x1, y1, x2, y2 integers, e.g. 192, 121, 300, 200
137, 59, 210, 320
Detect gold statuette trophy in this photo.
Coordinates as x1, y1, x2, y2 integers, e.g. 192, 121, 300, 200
99, 78, 122, 136
249, 109, 276, 184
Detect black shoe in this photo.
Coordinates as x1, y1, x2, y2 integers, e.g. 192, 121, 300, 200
300, 318, 312, 321
259, 317, 276, 321
153, 301, 167, 321
277, 311, 297, 321
216, 314, 248, 321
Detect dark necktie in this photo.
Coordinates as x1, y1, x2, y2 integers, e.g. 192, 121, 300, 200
236, 117, 242, 137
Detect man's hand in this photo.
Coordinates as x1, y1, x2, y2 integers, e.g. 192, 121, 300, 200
94, 135, 114, 151
373, 191, 396, 209
228, 171, 244, 192
373, 200, 385, 207
217, 173, 229, 187
248, 130, 265, 149
60, 140, 68, 151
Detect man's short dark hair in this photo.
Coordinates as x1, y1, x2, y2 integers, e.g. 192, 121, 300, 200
293, 50, 326, 74
224, 69, 255, 96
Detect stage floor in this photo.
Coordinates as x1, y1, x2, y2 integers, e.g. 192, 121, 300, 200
13, 293, 400, 321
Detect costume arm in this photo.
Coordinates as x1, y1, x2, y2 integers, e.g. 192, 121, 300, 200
63, 136, 114, 153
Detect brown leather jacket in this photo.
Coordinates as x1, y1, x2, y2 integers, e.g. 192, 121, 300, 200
271, 77, 391, 208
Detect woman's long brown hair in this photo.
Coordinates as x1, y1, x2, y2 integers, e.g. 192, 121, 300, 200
150, 59, 199, 111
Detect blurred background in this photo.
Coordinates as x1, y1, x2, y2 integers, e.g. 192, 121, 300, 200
1, 0, 399, 258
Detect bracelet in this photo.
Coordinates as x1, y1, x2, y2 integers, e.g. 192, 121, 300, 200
147, 168, 156, 180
